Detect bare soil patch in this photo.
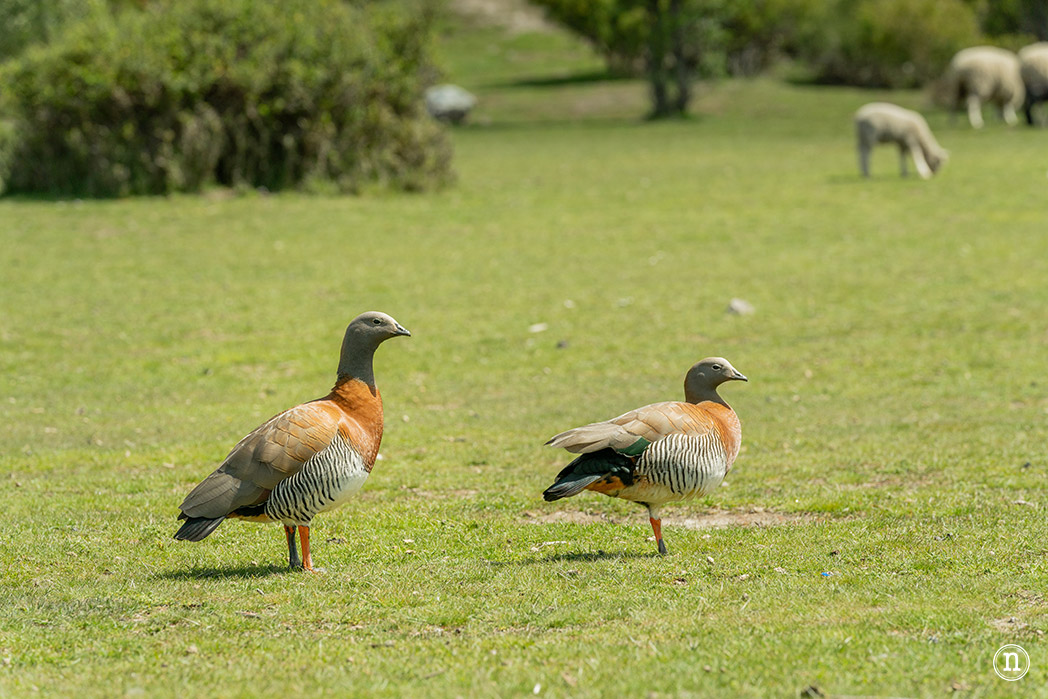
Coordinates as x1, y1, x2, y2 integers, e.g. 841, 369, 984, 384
671, 509, 814, 530
988, 616, 1029, 633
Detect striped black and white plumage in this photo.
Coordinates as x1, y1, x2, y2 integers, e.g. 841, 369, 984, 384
633, 432, 731, 501
264, 433, 370, 526
543, 357, 747, 555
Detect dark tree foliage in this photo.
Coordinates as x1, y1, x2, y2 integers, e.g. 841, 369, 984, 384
530, 0, 724, 118
804, 0, 981, 88
531, 0, 1030, 94
971, 0, 1048, 41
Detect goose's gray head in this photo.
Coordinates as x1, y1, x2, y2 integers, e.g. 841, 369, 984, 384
346, 311, 411, 345
337, 311, 410, 384
684, 357, 746, 403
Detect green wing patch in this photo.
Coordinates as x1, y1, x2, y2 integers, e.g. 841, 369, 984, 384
617, 437, 651, 457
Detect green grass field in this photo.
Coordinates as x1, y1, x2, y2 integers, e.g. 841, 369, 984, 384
2, 15, 1047, 699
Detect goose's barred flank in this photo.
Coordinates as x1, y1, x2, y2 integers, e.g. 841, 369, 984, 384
265, 435, 369, 526
543, 357, 747, 555
637, 432, 729, 501
173, 311, 410, 572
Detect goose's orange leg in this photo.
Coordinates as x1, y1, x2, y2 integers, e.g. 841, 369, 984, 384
298, 525, 316, 572
646, 505, 668, 556
649, 517, 668, 555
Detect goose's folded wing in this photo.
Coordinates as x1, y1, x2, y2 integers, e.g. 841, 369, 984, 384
546, 401, 717, 455
178, 402, 340, 518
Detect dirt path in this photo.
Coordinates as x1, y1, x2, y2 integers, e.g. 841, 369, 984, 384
448, 0, 553, 34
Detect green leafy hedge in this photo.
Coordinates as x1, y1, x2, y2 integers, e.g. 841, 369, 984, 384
0, 0, 451, 196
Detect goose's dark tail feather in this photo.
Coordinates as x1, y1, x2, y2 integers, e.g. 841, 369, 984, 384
542, 448, 635, 501
543, 474, 603, 501
173, 516, 225, 542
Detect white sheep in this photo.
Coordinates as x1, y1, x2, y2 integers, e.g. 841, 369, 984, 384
1019, 42, 1048, 125
854, 103, 948, 180
944, 46, 1024, 128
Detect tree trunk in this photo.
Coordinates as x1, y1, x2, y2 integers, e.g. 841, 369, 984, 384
669, 0, 690, 115
646, 0, 671, 118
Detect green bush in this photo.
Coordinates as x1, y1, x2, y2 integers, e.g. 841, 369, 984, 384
803, 0, 980, 88
0, 0, 451, 197
0, 0, 105, 62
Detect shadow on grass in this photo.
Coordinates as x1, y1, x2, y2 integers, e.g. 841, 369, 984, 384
158, 563, 292, 580
454, 112, 708, 134
825, 173, 944, 186
485, 550, 655, 566
454, 116, 649, 133
826, 173, 869, 185
0, 192, 119, 203
825, 172, 930, 186
487, 69, 631, 89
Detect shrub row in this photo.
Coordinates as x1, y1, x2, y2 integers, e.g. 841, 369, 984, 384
0, 0, 451, 196
531, 0, 996, 88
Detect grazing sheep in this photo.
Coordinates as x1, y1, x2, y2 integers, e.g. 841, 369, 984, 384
944, 46, 1024, 128
1019, 43, 1048, 125
854, 103, 948, 180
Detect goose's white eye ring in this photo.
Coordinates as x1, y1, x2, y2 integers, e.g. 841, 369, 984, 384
712, 364, 722, 371
372, 318, 382, 325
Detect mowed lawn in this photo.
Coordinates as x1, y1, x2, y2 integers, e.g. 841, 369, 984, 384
2, 26, 1048, 698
